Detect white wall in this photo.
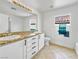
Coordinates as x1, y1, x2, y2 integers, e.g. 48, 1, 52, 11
42, 3, 78, 49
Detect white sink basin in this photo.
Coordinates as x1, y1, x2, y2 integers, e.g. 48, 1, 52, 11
30, 33, 36, 35
0, 35, 20, 41
27, 33, 36, 36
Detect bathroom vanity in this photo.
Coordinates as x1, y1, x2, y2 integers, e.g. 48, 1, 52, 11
0, 32, 45, 59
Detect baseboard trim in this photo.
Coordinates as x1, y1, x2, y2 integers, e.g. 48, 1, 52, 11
49, 42, 74, 51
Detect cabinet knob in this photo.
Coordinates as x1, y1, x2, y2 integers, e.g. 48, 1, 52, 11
32, 51, 36, 55
32, 38, 36, 40
32, 42, 36, 45
32, 46, 36, 49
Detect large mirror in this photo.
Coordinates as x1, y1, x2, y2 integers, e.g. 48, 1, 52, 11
0, 0, 38, 33
10, 14, 38, 32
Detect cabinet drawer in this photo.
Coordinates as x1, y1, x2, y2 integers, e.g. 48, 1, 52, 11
31, 46, 38, 57
27, 36, 38, 46
27, 43, 38, 52
32, 41, 38, 46
26, 35, 38, 43
31, 37, 38, 42
27, 46, 38, 58
31, 39, 38, 44
32, 45, 37, 49
31, 51, 37, 57
26, 40, 38, 48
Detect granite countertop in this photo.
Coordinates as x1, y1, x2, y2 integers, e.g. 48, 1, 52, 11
0, 32, 41, 46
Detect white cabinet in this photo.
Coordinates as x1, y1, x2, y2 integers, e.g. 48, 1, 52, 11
38, 33, 45, 50
31, 36, 38, 57
0, 40, 24, 59
24, 34, 45, 59
24, 35, 39, 59
0, 13, 9, 33
0, 34, 45, 59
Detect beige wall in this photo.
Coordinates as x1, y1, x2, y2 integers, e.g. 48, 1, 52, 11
42, 3, 78, 49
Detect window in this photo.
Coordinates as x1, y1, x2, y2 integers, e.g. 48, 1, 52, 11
58, 24, 69, 37
59, 24, 66, 34
55, 14, 71, 37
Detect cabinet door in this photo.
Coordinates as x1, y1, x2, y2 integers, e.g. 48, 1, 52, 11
0, 13, 8, 33
38, 33, 45, 50
0, 40, 24, 59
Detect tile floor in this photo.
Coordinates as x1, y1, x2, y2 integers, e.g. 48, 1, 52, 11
32, 44, 77, 59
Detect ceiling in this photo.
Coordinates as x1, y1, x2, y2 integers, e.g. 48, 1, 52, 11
18, 0, 78, 12
0, 0, 33, 17
0, 0, 77, 16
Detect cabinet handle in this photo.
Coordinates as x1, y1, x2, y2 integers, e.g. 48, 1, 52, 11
32, 51, 36, 55
32, 46, 36, 49
32, 38, 36, 40
32, 42, 36, 45
25, 40, 26, 45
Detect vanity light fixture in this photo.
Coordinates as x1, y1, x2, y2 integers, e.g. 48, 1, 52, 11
9, 0, 32, 12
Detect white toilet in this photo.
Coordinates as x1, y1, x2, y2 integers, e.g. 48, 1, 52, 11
45, 37, 51, 46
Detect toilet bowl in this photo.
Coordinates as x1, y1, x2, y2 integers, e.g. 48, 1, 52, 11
45, 37, 51, 46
